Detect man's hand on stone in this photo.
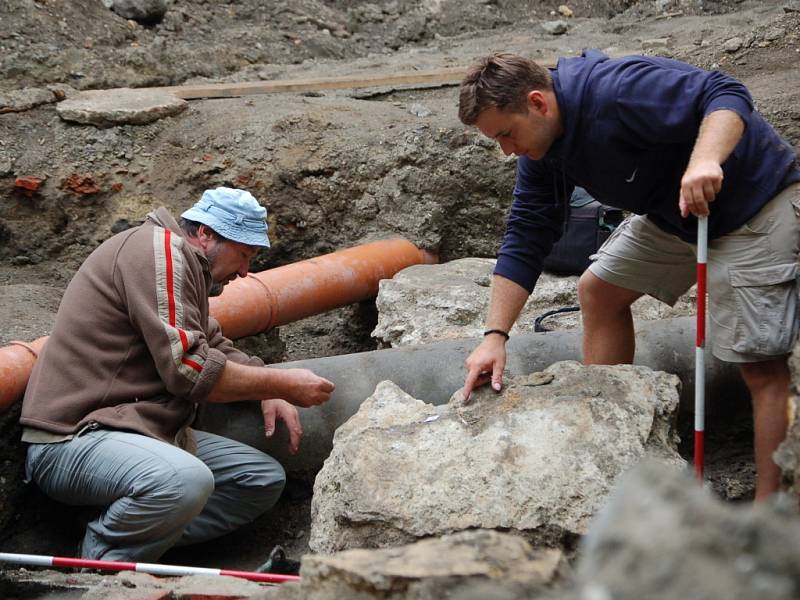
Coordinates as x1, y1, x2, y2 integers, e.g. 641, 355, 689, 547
462, 336, 507, 404
261, 398, 303, 454
679, 159, 723, 218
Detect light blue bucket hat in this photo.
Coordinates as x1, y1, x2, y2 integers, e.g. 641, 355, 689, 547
181, 187, 270, 247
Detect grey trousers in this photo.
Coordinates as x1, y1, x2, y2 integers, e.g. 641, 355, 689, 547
25, 428, 286, 562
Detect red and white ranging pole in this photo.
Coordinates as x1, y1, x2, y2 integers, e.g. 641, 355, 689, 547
0, 552, 300, 584
694, 216, 708, 481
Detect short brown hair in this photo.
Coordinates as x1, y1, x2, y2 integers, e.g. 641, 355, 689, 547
458, 53, 553, 125
179, 217, 227, 242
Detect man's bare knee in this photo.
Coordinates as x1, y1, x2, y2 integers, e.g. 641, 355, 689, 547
740, 358, 790, 397
579, 271, 641, 315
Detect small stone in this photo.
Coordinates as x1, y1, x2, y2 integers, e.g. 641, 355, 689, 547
522, 371, 555, 387
764, 27, 785, 42
558, 4, 574, 17
641, 37, 671, 50
409, 103, 431, 118
47, 83, 79, 101
104, 0, 167, 25
541, 20, 568, 35
723, 37, 744, 53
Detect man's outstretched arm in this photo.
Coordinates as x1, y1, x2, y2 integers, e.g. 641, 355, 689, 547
208, 360, 335, 407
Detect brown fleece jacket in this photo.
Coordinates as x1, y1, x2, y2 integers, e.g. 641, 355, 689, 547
20, 207, 262, 443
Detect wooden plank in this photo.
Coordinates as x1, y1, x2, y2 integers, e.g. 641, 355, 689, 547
147, 51, 636, 100
161, 67, 469, 99
155, 58, 559, 100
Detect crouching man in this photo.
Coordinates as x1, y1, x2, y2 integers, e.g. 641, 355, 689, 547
20, 187, 335, 561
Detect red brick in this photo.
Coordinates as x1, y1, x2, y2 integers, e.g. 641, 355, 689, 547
15, 176, 42, 192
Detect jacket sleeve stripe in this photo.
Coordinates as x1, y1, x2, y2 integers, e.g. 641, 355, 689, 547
154, 228, 205, 381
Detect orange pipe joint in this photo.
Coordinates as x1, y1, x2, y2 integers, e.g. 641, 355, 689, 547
0, 337, 48, 412
209, 238, 438, 340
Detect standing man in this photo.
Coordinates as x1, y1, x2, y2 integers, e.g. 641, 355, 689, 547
458, 51, 800, 499
21, 187, 335, 561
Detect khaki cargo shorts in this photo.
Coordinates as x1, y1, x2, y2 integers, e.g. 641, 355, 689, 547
588, 183, 800, 363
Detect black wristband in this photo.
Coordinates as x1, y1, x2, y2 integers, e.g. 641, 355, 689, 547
483, 329, 509, 341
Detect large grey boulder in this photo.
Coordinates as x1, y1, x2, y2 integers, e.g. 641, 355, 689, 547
574, 459, 800, 600
282, 530, 564, 600
57, 88, 186, 128
310, 361, 684, 554
102, 0, 167, 24
372, 258, 697, 347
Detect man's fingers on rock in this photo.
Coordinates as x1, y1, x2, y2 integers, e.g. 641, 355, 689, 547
491, 365, 504, 391
463, 368, 484, 399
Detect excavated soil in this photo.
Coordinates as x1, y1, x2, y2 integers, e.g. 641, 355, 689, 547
1, 0, 798, 580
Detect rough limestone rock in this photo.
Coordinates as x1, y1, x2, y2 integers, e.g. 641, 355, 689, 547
0, 88, 57, 114
775, 334, 800, 493
283, 530, 563, 600
102, 0, 167, 24
775, 396, 800, 495
574, 460, 800, 600
56, 88, 186, 128
372, 258, 697, 347
310, 361, 684, 554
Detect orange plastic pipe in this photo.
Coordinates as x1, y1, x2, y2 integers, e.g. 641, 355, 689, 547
0, 337, 48, 412
209, 238, 438, 340
0, 239, 437, 412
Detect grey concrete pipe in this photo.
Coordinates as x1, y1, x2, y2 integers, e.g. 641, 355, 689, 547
198, 316, 746, 473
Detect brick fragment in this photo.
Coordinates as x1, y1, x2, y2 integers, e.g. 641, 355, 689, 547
14, 176, 42, 192
63, 174, 100, 195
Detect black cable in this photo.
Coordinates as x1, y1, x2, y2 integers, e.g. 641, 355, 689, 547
533, 306, 580, 333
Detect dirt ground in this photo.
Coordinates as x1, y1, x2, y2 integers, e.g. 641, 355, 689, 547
1, 0, 798, 580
